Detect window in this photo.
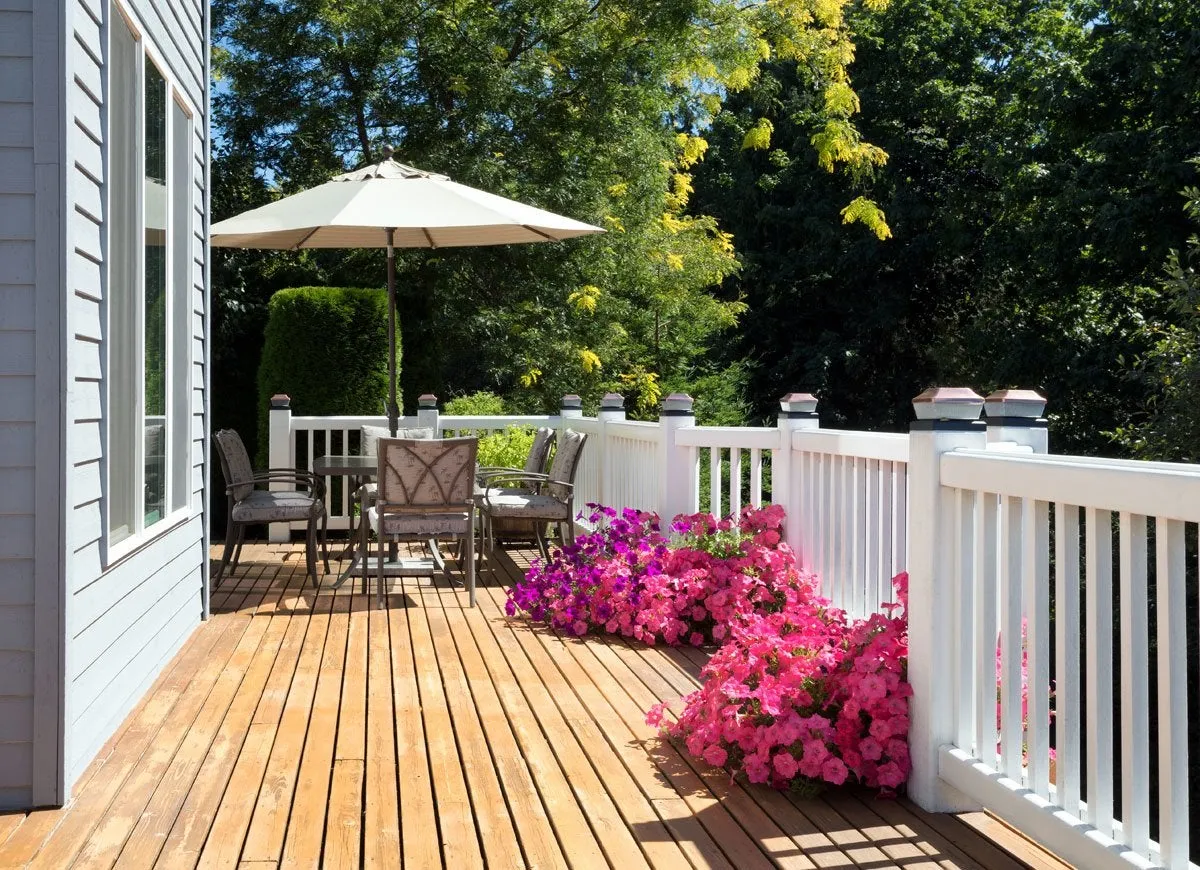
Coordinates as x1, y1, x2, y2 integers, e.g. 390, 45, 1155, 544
107, 3, 193, 550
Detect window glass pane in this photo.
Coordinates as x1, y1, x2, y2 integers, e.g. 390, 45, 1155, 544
144, 60, 168, 527
108, 6, 138, 544
171, 100, 191, 513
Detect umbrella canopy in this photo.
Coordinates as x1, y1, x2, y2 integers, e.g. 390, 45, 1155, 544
209, 152, 603, 435
209, 157, 601, 250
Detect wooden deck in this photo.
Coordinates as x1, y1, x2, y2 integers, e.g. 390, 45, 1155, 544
0, 542, 1073, 869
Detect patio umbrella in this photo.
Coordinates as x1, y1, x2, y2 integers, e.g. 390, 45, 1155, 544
209, 147, 603, 434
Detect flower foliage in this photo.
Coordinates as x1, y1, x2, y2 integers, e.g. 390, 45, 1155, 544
506, 503, 913, 796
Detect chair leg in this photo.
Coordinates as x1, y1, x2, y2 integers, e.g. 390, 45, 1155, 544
320, 507, 330, 573
214, 527, 237, 588
466, 524, 476, 608
304, 518, 318, 588
230, 524, 246, 572
377, 533, 387, 609
534, 524, 549, 561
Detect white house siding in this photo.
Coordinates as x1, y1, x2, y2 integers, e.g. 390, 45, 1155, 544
62, 0, 208, 791
0, 0, 40, 810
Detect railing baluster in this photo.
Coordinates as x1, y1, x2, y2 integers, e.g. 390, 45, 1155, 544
1054, 503, 1081, 817
749, 447, 762, 506
999, 495, 1024, 779
955, 488, 976, 749
1156, 518, 1189, 868
975, 491, 998, 766
709, 447, 722, 517
730, 447, 742, 516
1085, 507, 1114, 836
1118, 511, 1149, 853
852, 458, 866, 615
1024, 499, 1050, 798
865, 459, 880, 609
880, 460, 893, 593
893, 462, 907, 575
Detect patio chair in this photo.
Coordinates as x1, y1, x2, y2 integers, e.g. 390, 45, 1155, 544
364, 436, 479, 608
213, 428, 329, 588
475, 427, 556, 546
356, 424, 434, 508
479, 429, 587, 563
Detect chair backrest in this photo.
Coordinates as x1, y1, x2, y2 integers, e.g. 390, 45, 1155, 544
546, 429, 587, 502
214, 429, 255, 502
361, 424, 434, 457
377, 436, 478, 511
524, 427, 556, 475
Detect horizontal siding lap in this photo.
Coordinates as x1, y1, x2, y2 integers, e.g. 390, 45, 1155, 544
0, 744, 31, 792
72, 91, 102, 145
71, 295, 101, 340
0, 696, 33, 742
68, 377, 100, 421
73, 336, 101, 379
0, 104, 33, 149
68, 598, 196, 781
70, 500, 101, 551
0, 787, 31, 812
0, 423, 33, 467
0, 10, 31, 56
130, 0, 203, 110
0, 604, 33, 650
0, 240, 33, 283
0, 379, 34, 425
0, 330, 34, 375
71, 460, 101, 507
71, 164, 102, 218
72, 419, 100, 461
70, 566, 200, 733
71, 10, 101, 64
0, 58, 32, 101
0, 286, 34, 330
72, 254, 102, 299
70, 120, 102, 181
0, 467, 34, 513
0, 650, 32, 695
0, 558, 32, 605
0, 194, 33, 238
70, 208, 101, 260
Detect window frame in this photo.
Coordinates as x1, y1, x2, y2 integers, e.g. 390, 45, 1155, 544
104, 1, 200, 563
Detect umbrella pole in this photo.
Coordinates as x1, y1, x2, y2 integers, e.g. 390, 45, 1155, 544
386, 227, 399, 437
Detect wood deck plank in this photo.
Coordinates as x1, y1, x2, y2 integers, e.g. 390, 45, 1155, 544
448, 575, 610, 869
472, 584, 652, 870
238, 591, 337, 863
2, 542, 1067, 870
425, 579, 566, 870
484, 588, 695, 870
385, 590, 442, 870
363, 605, 400, 869
157, 579, 309, 868
278, 594, 351, 869
405, 576, 488, 869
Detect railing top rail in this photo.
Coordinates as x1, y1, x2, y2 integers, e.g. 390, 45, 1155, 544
943, 448, 1200, 521
569, 417, 602, 434
675, 426, 780, 450
791, 428, 910, 463
604, 420, 660, 441
291, 414, 391, 427
439, 414, 557, 429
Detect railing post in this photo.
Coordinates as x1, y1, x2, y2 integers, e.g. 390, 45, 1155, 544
659, 393, 697, 522
416, 393, 439, 436
597, 393, 625, 510
984, 389, 1048, 454
907, 387, 987, 811
559, 394, 583, 427
775, 392, 819, 563
268, 393, 293, 543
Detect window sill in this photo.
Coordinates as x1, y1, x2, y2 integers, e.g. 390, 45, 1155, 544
104, 507, 193, 570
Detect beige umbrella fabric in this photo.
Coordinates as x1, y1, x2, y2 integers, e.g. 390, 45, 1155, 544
209, 151, 603, 433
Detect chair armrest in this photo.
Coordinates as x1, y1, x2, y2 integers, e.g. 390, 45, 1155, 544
238, 470, 326, 498
481, 477, 572, 508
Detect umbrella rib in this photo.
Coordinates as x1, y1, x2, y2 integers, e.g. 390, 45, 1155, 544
421, 228, 437, 248
521, 224, 558, 242
290, 226, 322, 250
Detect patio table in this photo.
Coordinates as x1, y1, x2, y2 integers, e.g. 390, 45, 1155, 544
313, 453, 475, 590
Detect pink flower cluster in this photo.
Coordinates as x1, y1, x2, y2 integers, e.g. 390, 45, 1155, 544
652, 571, 911, 794
507, 504, 915, 797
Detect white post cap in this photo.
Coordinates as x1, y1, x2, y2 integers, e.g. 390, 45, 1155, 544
912, 387, 984, 421
983, 389, 1047, 419
779, 392, 818, 416
661, 393, 694, 415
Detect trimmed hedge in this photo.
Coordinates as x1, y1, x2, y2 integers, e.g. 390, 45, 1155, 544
256, 287, 399, 459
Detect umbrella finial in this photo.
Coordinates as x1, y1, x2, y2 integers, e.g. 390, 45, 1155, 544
380, 143, 395, 162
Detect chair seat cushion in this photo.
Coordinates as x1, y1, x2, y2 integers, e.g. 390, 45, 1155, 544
368, 506, 471, 536
482, 491, 570, 520
231, 489, 323, 522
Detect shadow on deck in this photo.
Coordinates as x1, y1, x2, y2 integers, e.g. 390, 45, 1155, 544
0, 540, 1073, 869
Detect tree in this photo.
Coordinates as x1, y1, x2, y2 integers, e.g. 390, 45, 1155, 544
211, 0, 891, 417
693, 0, 1200, 454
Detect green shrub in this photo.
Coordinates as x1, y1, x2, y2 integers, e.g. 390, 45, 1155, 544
256, 286, 399, 461
444, 390, 506, 416
477, 426, 537, 469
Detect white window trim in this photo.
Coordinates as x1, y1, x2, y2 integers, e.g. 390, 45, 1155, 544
104, 1, 198, 565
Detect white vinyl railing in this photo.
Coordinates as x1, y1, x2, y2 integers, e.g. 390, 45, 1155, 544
265, 388, 1197, 870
